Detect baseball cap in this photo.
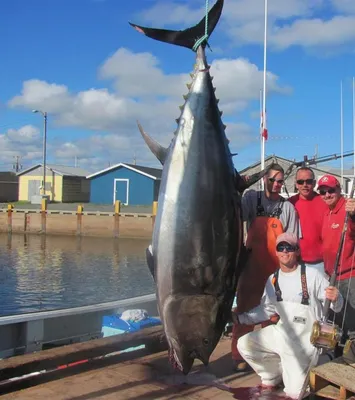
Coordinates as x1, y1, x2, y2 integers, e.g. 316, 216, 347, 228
317, 174, 340, 189
276, 232, 299, 248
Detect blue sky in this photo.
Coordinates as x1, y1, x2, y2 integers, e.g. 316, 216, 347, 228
1, 0, 355, 173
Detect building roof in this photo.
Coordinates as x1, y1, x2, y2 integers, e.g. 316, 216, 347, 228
17, 164, 90, 177
239, 155, 294, 174
87, 163, 162, 180
239, 155, 350, 179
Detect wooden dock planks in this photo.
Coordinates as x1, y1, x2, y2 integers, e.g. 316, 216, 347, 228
0, 325, 167, 382
0, 337, 262, 400
310, 356, 355, 399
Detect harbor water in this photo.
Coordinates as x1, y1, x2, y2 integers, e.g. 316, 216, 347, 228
0, 233, 155, 316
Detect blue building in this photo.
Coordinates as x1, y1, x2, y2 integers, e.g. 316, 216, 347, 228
87, 163, 162, 205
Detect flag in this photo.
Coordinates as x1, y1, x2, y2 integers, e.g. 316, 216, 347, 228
260, 110, 268, 141
262, 128, 268, 140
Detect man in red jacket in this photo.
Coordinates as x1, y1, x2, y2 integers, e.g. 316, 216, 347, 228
289, 167, 328, 272
318, 174, 355, 350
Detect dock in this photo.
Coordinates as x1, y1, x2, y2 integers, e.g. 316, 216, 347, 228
0, 327, 261, 400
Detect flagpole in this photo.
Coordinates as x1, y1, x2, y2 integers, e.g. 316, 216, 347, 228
261, 0, 268, 189
341, 80, 344, 189
353, 77, 355, 178
260, 89, 263, 190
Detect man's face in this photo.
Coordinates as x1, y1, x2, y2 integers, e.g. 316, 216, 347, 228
295, 170, 315, 199
264, 169, 284, 194
318, 185, 341, 209
276, 241, 299, 268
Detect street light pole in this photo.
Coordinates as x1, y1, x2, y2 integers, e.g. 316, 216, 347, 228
32, 110, 47, 197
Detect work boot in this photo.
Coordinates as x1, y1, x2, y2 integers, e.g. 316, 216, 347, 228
233, 360, 251, 372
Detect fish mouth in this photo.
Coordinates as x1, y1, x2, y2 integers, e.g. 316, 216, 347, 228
189, 350, 209, 367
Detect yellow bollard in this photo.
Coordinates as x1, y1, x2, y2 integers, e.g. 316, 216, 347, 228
41, 198, 47, 212
152, 201, 158, 228
115, 200, 121, 215
41, 198, 47, 234
114, 201, 121, 238
77, 204, 83, 236
7, 204, 13, 233
152, 201, 158, 216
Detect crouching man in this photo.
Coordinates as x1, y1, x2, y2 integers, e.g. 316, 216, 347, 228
234, 233, 343, 399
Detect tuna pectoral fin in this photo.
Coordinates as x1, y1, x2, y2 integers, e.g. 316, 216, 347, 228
146, 245, 155, 280
137, 121, 168, 165
235, 167, 268, 192
129, 0, 223, 50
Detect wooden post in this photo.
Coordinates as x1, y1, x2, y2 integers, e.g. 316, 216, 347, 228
7, 204, 13, 234
114, 200, 120, 238
77, 204, 83, 236
152, 201, 158, 228
41, 198, 47, 234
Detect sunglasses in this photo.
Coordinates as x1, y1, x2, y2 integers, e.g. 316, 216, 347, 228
296, 179, 314, 185
319, 188, 336, 195
276, 243, 297, 253
269, 178, 284, 185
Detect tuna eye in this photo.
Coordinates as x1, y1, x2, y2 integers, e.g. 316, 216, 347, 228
203, 338, 209, 346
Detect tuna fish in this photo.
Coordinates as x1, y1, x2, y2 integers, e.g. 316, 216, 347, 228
130, 0, 265, 374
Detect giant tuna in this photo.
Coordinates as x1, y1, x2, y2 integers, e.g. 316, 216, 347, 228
130, 0, 265, 374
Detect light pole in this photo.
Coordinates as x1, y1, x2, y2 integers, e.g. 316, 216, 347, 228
32, 109, 47, 197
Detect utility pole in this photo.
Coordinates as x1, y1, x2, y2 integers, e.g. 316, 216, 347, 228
74, 156, 78, 167
13, 156, 22, 173
133, 152, 137, 165
32, 109, 48, 196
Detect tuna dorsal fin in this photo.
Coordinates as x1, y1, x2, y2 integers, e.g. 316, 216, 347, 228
137, 121, 168, 166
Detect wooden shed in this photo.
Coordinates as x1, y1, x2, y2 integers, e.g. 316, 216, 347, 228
87, 163, 162, 205
0, 172, 19, 202
17, 164, 90, 203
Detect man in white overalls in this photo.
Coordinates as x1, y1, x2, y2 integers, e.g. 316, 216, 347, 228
234, 233, 343, 399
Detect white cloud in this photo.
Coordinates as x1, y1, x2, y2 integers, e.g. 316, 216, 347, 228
332, 0, 355, 14
269, 16, 355, 50
224, 0, 355, 50
6, 125, 40, 144
0, 125, 43, 168
135, 2, 204, 27
9, 80, 71, 113
99, 48, 187, 98
136, 0, 355, 51
212, 57, 291, 110
9, 48, 287, 128
225, 122, 259, 150
8, 47, 289, 169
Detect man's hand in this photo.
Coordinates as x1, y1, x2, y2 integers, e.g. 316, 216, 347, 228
325, 286, 339, 302
345, 198, 355, 216
231, 311, 239, 324
270, 314, 280, 324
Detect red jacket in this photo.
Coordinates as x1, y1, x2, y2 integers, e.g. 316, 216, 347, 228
289, 193, 328, 263
321, 197, 355, 280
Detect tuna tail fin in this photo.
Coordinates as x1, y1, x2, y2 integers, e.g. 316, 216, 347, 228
129, 0, 224, 50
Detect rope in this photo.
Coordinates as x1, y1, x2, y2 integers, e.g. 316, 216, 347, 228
192, 0, 209, 51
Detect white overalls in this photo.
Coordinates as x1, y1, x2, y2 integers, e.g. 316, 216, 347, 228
237, 264, 319, 399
